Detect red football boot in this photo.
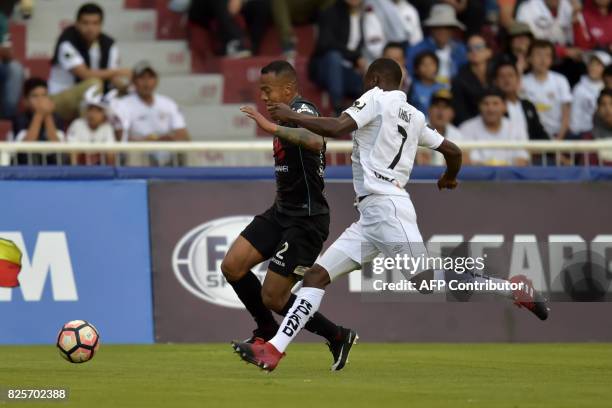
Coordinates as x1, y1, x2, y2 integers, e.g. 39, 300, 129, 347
510, 274, 550, 320
231, 340, 285, 372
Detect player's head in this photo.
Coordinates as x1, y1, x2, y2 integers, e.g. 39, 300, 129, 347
478, 88, 506, 126
363, 58, 403, 92
76, 3, 104, 44
260, 60, 298, 105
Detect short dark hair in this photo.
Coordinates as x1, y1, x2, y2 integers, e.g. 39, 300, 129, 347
383, 42, 405, 56
77, 3, 104, 21
23, 77, 47, 97
414, 51, 439, 74
528, 39, 555, 57
494, 60, 519, 78
479, 87, 505, 103
367, 58, 403, 87
261, 60, 297, 82
598, 88, 612, 105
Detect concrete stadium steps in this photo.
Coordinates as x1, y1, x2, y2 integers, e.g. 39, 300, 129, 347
181, 104, 256, 141
156, 74, 223, 106
25, 9, 157, 45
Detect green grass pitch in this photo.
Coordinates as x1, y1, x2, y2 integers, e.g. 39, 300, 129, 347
1, 343, 610, 408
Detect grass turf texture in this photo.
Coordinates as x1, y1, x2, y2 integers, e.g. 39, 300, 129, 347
1, 343, 610, 408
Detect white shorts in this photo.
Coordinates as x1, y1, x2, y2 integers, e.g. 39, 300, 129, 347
318, 194, 427, 281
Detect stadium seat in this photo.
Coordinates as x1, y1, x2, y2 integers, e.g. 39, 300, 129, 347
0, 120, 11, 141
9, 23, 26, 63
23, 58, 51, 80
156, 74, 224, 106
181, 104, 256, 141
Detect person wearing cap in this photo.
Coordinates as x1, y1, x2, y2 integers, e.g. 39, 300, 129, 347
570, 51, 611, 135
0, 238, 21, 288
406, 3, 468, 85
10, 77, 66, 166
113, 61, 190, 166
423, 89, 466, 166
66, 85, 116, 165
459, 88, 530, 166
48, 3, 132, 121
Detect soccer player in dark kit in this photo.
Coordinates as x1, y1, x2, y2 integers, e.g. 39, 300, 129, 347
221, 60, 357, 371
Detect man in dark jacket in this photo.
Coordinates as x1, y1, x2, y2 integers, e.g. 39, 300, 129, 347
309, 0, 365, 115
494, 60, 551, 164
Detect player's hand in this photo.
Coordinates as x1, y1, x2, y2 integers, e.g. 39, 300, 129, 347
240, 106, 278, 134
437, 172, 458, 190
267, 103, 296, 123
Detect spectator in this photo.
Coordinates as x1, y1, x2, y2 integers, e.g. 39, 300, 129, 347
425, 89, 466, 165
66, 86, 116, 165
573, 0, 612, 52
494, 61, 548, 141
570, 51, 610, 135
309, 0, 365, 115
516, 0, 575, 46
605, 64, 612, 88
382, 42, 410, 93
363, 0, 423, 61
459, 88, 530, 166
271, 0, 334, 57
451, 34, 493, 125
48, 3, 131, 121
408, 51, 445, 115
498, 22, 534, 75
113, 61, 189, 166
10, 78, 65, 166
0, 8, 25, 119
189, 0, 269, 57
406, 4, 468, 86
589, 88, 612, 163
521, 40, 572, 140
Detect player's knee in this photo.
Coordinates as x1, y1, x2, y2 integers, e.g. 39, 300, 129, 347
303, 264, 330, 288
220, 256, 243, 282
261, 289, 287, 313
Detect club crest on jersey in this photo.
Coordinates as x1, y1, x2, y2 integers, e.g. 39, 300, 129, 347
296, 104, 314, 115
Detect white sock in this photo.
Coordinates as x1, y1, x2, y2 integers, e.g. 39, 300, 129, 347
269, 287, 325, 353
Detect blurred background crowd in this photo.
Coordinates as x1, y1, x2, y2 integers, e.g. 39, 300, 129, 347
0, 0, 611, 166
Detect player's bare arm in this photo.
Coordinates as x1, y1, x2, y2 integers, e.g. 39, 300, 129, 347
435, 139, 462, 190
268, 103, 358, 138
240, 106, 324, 152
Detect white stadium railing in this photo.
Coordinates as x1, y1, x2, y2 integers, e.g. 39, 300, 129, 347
1, 140, 611, 166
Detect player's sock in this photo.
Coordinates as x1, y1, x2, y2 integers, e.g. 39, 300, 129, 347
269, 287, 325, 353
280, 294, 340, 342
228, 271, 278, 331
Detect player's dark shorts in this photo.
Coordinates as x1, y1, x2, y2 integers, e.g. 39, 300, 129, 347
240, 205, 330, 278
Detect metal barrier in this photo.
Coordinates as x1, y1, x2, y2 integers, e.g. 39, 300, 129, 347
1, 140, 611, 166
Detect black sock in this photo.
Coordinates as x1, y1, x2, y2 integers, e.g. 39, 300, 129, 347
281, 294, 340, 343
228, 271, 278, 331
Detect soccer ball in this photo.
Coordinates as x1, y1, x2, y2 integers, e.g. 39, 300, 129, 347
56, 320, 100, 363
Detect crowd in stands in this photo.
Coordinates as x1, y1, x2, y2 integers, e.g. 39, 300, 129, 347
0, 0, 611, 167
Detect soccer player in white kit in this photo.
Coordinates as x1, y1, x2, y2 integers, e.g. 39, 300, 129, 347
235, 58, 548, 372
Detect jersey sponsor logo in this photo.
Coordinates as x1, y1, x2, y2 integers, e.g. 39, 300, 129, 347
398, 108, 412, 123
275, 165, 289, 173
351, 100, 367, 111
172, 216, 267, 309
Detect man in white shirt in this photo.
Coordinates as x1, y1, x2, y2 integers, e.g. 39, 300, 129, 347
113, 61, 189, 166
521, 39, 572, 140
516, 0, 574, 45
234, 58, 548, 371
459, 88, 530, 166
48, 3, 131, 121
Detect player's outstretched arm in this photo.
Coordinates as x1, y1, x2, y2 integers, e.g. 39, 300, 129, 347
268, 103, 357, 138
240, 106, 324, 151
435, 139, 462, 190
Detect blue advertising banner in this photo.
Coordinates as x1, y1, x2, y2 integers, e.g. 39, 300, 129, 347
0, 180, 153, 344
